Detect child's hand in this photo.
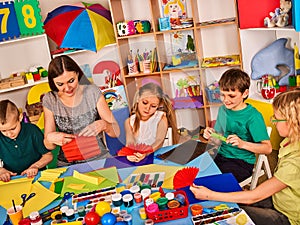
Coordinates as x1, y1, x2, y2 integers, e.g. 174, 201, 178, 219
203, 127, 215, 140
0, 168, 17, 182
47, 132, 75, 146
21, 166, 38, 178
190, 184, 211, 200
226, 134, 244, 148
126, 152, 146, 162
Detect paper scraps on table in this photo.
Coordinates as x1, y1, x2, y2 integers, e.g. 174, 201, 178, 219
60, 167, 120, 197
117, 143, 153, 156
73, 170, 106, 185
38, 167, 68, 182
127, 172, 165, 188
67, 183, 87, 191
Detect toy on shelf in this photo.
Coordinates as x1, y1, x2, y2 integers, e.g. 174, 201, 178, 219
264, 0, 292, 28
205, 81, 221, 103
116, 20, 151, 37
201, 55, 240, 68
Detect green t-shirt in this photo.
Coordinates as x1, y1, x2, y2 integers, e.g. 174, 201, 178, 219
273, 138, 300, 225
214, 104, 270, 164
0, 122, 50, 174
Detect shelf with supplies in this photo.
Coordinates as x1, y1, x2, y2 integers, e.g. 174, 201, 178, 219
109, 0, 242, 127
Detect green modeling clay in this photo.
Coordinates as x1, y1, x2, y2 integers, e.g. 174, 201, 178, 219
211, 133, 227, 142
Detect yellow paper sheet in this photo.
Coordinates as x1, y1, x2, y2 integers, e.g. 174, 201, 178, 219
60, 167, 120, 196
0, 178, 33, 209
123, 164, 184, 189
73, 170, 105, 185
23, 181, 59, 217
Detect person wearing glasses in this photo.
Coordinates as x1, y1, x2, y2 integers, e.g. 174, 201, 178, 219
191, 90, 300, 225
203, 68, 272, 182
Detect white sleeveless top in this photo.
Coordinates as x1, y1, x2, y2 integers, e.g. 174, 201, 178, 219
129, 111, 165, 145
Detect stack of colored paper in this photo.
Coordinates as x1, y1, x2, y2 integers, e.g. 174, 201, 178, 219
38, 167, 68, 182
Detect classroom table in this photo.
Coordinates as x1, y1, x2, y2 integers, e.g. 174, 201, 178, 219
0, 144, 239, 225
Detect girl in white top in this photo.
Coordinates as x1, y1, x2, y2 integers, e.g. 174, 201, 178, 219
125, 83, 179, 162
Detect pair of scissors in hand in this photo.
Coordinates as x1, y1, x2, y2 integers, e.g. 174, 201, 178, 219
21, 192, 36, 207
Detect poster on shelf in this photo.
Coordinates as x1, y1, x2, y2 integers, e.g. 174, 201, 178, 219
161, 0, 187, 27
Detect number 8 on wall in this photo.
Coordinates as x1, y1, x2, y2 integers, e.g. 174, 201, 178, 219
0, 0, 43, 42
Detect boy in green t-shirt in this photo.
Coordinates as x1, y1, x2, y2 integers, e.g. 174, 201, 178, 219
0, 100, 52, 182
203, 68, 272, 182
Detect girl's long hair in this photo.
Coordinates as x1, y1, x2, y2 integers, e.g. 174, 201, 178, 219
131, 83, 179, 144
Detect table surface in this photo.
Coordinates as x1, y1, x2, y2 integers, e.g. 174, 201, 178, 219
0, 144, 239, 225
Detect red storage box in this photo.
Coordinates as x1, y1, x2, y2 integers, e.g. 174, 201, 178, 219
144, 190, 189, 223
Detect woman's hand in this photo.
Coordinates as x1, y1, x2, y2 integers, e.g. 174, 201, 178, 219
47, 132, 75, 146
78, 120, 107, 137
21, 166, 38, 178
127, 152, 147, 162
0, 168, 17, 182
190, 184, 213, 200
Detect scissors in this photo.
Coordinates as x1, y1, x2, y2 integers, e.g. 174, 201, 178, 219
20, 192, 36, 207
59, 192, 74, 205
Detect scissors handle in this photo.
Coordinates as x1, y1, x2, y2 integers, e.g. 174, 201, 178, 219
20, 193, 36, 207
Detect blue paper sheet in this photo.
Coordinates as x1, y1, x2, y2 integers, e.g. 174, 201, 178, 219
180, 173, 242, 204
104, 154, 154, 169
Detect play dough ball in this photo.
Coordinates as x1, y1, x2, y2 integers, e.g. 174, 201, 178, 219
101, 212, 117, 225
95, 201, 111, 216
84, 212, 100, 225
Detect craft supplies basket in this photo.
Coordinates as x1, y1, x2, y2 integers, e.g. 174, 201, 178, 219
205, 87, 222, 103
144, 190, 189, 223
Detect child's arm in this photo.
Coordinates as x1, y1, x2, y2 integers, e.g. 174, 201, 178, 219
124, 118, 136, 146
21, 152, 53, 178
190, 176, 286, 205
226, 134, 272, 154
151, 115, 168, 152
0, 168, 17, 182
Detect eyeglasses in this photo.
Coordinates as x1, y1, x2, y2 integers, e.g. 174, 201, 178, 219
270, 115, 287, 124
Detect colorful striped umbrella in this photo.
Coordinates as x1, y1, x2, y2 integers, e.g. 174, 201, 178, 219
44, 2, 115, 52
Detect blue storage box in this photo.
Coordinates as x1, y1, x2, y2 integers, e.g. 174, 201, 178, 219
205, 87, 222, 103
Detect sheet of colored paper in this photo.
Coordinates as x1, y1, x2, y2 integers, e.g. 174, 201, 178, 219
87, 166, 120, 183
23, 181, 60, 217
0, 178, 33, 209
123, 164, 184, 189
60, 176, 117, 197
73, 170, 105, 185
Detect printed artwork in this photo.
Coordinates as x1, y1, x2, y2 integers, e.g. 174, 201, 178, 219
161, 0, 187, 28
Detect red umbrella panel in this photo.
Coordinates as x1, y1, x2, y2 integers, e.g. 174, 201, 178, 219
44, 3, 115, 52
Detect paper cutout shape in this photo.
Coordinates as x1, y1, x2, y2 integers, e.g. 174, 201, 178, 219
60, 167, 119, 196
67, 183, 86, 190
73, 170, 105, 185
117, 144, 153, 156
173, 167, 199, 189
